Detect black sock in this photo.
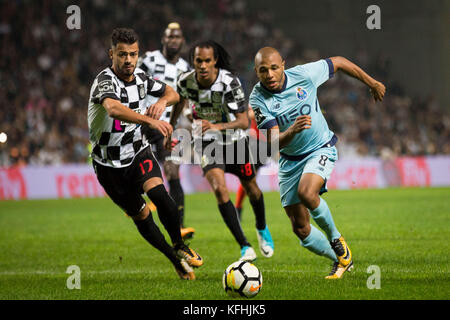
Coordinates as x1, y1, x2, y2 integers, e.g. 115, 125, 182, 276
218, 200, 251, 248
249, 193, 266, 230
146, 184, 183, 248
169, 179, 185, 227
133, 213, 179, 266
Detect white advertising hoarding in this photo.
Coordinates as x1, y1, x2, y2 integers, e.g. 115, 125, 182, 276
1, 156, 449, 200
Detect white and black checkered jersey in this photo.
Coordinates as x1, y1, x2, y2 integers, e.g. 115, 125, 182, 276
137, 50, 190, 122
88, 66, 166, 168
177, 68, 247, 141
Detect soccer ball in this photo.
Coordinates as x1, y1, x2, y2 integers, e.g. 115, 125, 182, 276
222, 261, 262, 298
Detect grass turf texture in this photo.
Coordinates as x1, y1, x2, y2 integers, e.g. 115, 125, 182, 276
0, 187, 448, 300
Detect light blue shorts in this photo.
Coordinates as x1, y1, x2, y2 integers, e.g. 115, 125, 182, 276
278, 146, 338, 208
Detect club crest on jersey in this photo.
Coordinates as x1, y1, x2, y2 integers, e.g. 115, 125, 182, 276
296, 87, 308, 101
138, 84, 145, 99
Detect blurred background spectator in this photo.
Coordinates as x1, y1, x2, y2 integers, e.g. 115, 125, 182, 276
0, 0, 448, 167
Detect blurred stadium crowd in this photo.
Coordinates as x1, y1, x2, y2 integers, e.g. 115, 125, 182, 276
0, 0, 448, 167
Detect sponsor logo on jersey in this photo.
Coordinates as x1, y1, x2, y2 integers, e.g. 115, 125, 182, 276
98, 80, 114, 94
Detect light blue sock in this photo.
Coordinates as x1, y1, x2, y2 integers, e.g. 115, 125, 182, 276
300, 224, 338, 262
310, 197, 341, 241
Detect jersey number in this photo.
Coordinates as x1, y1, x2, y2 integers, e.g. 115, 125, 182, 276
139, 160, 153, 175
319, 155, 328, 166
240, 163, 253, 177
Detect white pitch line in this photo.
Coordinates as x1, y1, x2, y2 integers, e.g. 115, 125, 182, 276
0, 269, 306, 276
1, 268, 448, 277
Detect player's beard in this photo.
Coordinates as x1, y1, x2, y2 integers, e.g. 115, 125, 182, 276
120, 63, 135, 77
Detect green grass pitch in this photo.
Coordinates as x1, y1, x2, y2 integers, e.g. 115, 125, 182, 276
0, 187, 449, 300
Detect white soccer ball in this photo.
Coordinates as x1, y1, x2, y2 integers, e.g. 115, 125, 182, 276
222, 261, 262, 298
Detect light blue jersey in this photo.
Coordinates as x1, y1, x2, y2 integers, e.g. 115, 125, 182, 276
249, 59, 335, 156
250, 59, 337, 207
250, 59, 348, 261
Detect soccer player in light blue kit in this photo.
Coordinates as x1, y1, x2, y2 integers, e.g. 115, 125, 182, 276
250, 47, 385, 279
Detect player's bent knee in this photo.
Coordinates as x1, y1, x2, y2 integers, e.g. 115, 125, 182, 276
166, 172, 180, 181
241, 180, 261, 201
163, 161, 180, 180
298, 189, 319, 209
213, 184, 230, 203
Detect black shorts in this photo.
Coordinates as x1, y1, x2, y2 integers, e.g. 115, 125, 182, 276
93, 146, 162, 216
195, 138, 257, 181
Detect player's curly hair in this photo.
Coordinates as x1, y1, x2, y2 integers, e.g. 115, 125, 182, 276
110, 28, 139, 47
189, 40, 234, 73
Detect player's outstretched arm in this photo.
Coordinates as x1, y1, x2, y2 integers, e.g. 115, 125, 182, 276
102, 98, 173, 137
146, 85, 180, 120
329, 56, 386, 101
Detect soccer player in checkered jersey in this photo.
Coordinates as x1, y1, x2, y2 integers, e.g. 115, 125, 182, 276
88, 28, 203, 280
169, 40, 274, 262
138, 22, 195, 240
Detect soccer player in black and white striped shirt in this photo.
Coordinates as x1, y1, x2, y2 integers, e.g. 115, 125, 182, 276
169, 40, 274, 262
88, 28, 203, 280
138, 23, 195, 240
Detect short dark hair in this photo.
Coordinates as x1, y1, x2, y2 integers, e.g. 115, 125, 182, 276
189, 40, 234, 73
110, 28, 139, 47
